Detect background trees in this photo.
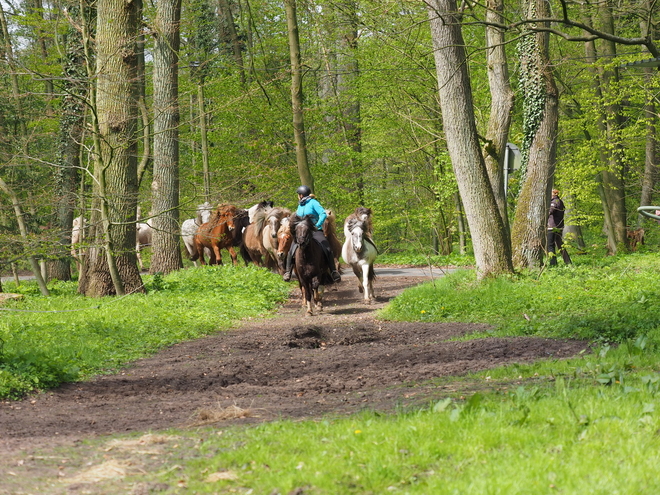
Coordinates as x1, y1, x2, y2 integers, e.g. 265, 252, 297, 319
0, 0, 658, 289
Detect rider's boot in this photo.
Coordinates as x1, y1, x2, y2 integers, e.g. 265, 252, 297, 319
282, 244, 297, 282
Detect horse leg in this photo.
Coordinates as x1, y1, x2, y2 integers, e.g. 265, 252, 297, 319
351, 264, 364, 293
315, 284, 324, 313
229, 247, 238, 265
213, 245, 223, 265
361, 264, 372, 303
367, 267, 375, 302
303, 282, 314, 316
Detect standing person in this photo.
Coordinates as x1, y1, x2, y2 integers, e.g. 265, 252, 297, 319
282, 185, 342, 282
547, 189, 572, 266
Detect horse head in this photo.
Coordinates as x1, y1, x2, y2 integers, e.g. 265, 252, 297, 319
291, 214, 313, 249
347, 218, 366, 253
214, 204, 239, 231
276, 216, 292, 261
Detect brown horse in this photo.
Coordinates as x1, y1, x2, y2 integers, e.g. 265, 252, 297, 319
276, 215, 293, 273
323, 209, 343, 269
290, 214, 337, 315
191, 204, 242, 265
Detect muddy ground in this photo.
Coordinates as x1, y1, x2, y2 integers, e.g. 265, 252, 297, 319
0, 272, 589, 456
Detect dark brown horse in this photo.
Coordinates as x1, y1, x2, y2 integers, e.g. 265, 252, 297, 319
191, 204, 242, 265
290, 214, 336, 315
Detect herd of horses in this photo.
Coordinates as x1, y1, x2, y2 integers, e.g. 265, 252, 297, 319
181, 201, 378, 315
69, 202, 378, 315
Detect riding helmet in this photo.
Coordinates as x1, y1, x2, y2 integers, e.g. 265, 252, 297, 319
296, 185, 311, 196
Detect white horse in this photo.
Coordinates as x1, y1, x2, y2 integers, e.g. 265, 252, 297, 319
181, 202, 213, 266
136, 218, 153, 270
342, 211, 378, 303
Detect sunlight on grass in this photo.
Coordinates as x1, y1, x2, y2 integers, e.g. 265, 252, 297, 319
379, 255, 660, 343
0, 265, 289, 399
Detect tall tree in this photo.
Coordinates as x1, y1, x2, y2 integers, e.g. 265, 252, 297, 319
427, 0, 513, 279
81, 0, 144, 296
483, 0, 513, 236
510, 0, 559, 269
285, 0, 313, 190
150, 0, 184, 274
51, 2, 89, 282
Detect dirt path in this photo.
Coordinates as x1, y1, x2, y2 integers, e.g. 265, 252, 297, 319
0, 273, 589, 455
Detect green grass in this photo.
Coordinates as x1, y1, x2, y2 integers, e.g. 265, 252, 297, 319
379, 253, 660, 344
0, 265, 290, 399
376, 250, 475, 268
5, 253, 660, 494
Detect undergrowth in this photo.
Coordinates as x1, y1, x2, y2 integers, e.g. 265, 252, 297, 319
379, 253, 660, 344
0, 265, 289, 399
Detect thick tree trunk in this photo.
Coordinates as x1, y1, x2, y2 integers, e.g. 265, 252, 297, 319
83, 0, 143, 297
483, 0, 513, 235
511, 0, 558, 269
285, 0, 313, 190
150, 0, 183, 274
427, 0, 513, 279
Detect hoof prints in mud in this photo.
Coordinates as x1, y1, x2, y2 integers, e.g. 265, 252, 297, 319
286, 325, 380, 348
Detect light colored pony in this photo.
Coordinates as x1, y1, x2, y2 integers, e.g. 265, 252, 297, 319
262, 207, 291, 274
181, 202, 213, 266
342, 209, 378, 303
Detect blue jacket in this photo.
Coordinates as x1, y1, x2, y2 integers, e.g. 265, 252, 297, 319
297, 196, 327, 230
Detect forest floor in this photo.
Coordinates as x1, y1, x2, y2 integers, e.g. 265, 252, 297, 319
0, 270, 589, 459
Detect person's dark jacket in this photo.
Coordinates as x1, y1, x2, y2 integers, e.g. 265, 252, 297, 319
548, 195, 565, 229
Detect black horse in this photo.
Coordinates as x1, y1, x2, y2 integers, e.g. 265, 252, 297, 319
290, 214, 336, 315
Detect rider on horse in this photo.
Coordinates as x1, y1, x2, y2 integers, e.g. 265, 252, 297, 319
282, 185, 342, 283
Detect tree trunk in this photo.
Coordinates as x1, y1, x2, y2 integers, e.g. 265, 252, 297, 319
596, 0, 628, 253
217, 0, 246, 85
511, 0, 558, 269
197, 82, 211, 202
82, 0, 143, 297
52, 2, 88, 282
427, 0, 513, 279
336, 0, 363, 204
638, 5, 657, 226
136, 0, 152, 188
483, 0, 513, 235
285, 0, 313, 190
150, 0, 183, 274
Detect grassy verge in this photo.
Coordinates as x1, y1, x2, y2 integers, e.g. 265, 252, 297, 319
0, 265, 290, 399
380, 253, 660, 344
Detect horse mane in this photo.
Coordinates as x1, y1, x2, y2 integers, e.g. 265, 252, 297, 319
289, 213, 313, 235
323, 210, 343, 261
251, 208, 268, 233
266, 206, 291, 222
345, 207, 373, 238
208, 204, 238, 227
